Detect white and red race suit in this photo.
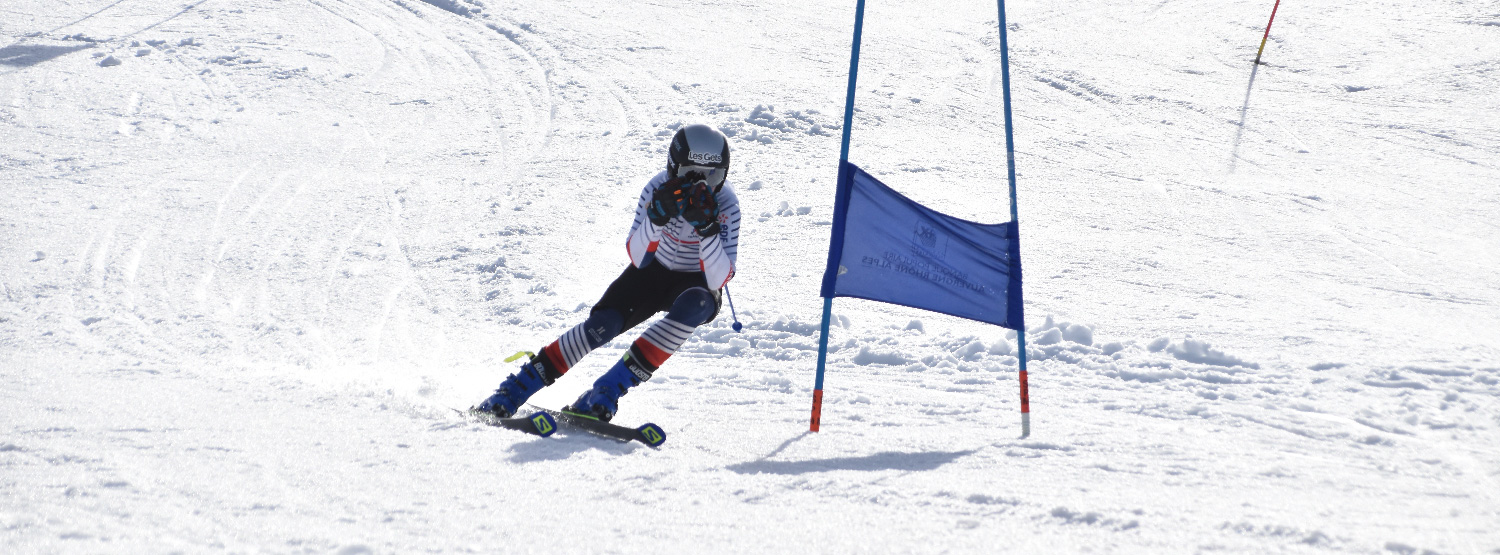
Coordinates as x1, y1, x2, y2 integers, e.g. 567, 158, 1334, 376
624, 170, 741, 290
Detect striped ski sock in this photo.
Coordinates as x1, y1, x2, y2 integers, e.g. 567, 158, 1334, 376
626, 317, 698, 376
531, 310, 624, 384
536, 318, 614, 382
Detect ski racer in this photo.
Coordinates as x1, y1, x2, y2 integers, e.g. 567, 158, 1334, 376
475, 124, 741, 423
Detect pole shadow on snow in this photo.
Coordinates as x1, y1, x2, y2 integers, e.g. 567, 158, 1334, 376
1228, 63, 1262, 173
760, 432, 811, 459
41, 0, 131, 36
2, 0, 210, 70
727, 437, 976, 476
115, 0, 214, 42
0, 44, 94, 67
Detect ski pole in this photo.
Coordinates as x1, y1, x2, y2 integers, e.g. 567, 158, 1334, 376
723, 285, 743, 332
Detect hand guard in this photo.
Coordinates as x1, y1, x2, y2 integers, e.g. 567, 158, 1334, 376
681, 182, 721, 238
648, 178, 687, 227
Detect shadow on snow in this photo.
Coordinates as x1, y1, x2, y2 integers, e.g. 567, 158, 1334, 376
0, 44, 94, 67
727, 449, 975, 475
504, 429, 640, 462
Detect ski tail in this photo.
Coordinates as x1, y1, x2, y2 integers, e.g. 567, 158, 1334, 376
534, 405, 668, 448
526, 412, 558, 437
463, 407, 557, 437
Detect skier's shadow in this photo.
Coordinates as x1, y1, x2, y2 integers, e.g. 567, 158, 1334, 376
726, 433, 974, 475
504, 430, 639, 462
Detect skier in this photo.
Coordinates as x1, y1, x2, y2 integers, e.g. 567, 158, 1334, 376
475, 124, 740, 422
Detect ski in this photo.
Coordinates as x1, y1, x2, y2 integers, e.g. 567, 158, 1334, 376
459, 407, 558, 438
526, 405, 667, 448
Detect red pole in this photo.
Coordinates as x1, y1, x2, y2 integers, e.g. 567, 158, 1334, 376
1254, 0, 1283, 65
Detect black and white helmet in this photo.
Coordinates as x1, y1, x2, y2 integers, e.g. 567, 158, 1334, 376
667, 124, 730, 191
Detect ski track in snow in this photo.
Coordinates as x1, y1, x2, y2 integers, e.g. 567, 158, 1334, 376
2, 0, 1498, 552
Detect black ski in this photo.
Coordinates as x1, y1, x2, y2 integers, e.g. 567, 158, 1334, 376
526, 405, 667, 448
460, 407, 558, 437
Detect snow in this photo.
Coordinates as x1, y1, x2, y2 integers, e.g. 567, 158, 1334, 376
3, 0, 1498, 552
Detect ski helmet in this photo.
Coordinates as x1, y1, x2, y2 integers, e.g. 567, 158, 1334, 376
667, 124, 730, 191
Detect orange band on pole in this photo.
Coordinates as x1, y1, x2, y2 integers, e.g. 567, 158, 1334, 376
1254, 0, 1283, 65
809, 389, 824, 432
1019, 370, 1030, 413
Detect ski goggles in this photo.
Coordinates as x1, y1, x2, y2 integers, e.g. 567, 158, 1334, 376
675, 165, 727, 190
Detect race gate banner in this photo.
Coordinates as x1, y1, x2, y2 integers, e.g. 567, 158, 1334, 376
819, 160, 1024, 330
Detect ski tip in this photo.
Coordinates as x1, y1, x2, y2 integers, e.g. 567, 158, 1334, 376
528, 412, 558, 437
636, 422, 666, 448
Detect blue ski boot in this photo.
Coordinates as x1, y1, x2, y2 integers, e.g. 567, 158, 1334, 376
476, 361, 548, 418
565, 354, 652, 423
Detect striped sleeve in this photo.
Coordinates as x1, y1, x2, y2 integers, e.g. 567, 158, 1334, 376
720, 189, 740, 266
626, 172, 670, 268
698, 186, 740, 289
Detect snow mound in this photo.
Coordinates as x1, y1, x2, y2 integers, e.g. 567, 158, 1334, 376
413, 0, 483, 17
718, 104, 840, 144
1148, 336, 1259, 369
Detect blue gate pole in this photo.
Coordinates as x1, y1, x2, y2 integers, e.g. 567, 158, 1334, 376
812, 0, 867, 432
997, 0, 1030, 438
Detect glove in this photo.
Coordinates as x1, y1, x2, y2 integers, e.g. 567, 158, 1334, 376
647, 178, 687, 227
681, 182, 721, 237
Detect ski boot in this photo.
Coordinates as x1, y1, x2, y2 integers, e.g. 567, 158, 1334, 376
565, 356, 648, 423
476, 361, 548, 418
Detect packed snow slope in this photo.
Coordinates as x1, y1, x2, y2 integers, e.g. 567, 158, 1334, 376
3, 0, 1498, 552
